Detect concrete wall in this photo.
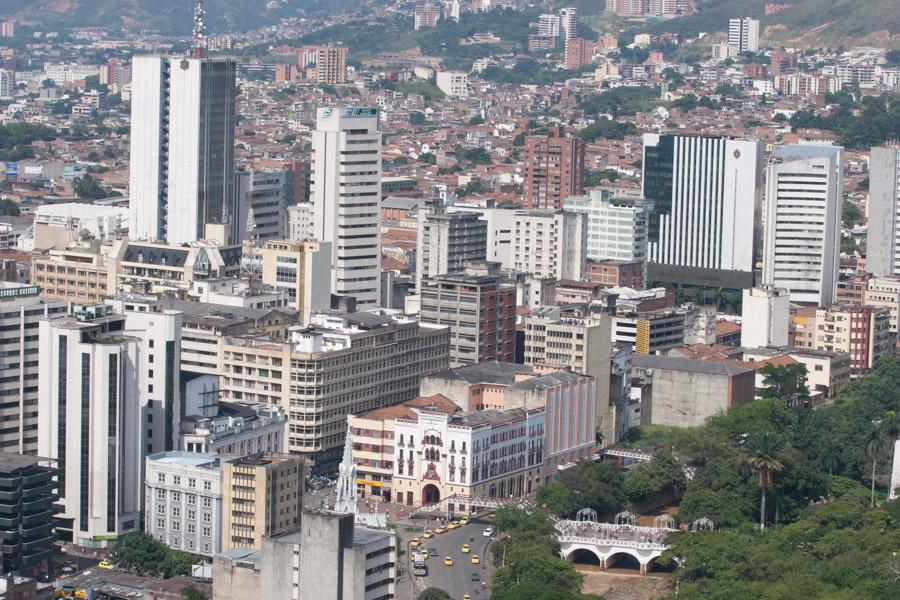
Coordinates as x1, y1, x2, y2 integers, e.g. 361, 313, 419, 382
297, 512, 355, 600
643, 369, 737, 428
212, 555, 260, 600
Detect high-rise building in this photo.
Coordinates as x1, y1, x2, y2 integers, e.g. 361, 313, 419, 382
37, 309, 143, 546
145, 451, 224, 557
233, 169, 291, 242
419, 262, 516, 367
728, 17, 760, 53
523, 127, 585, 209
762, 145, 842, 306
564, 190, 648, 263
537, 13, 560, 39
0, 21, 15, 37
221, 453, 303, 551
129, 56, 237, 245
414, 3, 442, 30
257, 239, 331, 324
513, 210, 587, 281
0, 283, 68, 454
415, 202, 487, 292
316, 46, 347, 84
0, 453, 58, 575
565, 38, 594, 70
740, 286, 790, 349
559, 7, 578, 41
0, 69, 15, 99
866, 146, 900, 277
310, 107, 382, 308
641, 133, 763, 289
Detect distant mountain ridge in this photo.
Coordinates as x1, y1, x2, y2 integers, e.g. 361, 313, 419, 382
647, 0, 900, 48
0, 0, 364, 35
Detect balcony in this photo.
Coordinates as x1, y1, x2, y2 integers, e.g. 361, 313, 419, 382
0, 489, 20, 502
22, 482, 55, 500
22, 535, 54, 552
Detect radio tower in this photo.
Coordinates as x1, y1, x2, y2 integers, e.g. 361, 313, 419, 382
191, 0, 207, 58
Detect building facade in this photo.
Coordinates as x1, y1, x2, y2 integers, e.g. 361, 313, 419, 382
416, 203, 487, 292
728, 17, 760, 53
513, 210, 586, 280
867, 146, 900, 277
740, 286, 790, 349
564, 191, 648, 263
257, 239, 331, 325
316, 46, 347, 84
523, 127, 585, 209
0, 453, 58, 575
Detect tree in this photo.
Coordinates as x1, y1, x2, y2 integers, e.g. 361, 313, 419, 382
740, 432, 787, 529
111, 532, 199, 578
622, 451, 686, 503
73, 174, 111, 199
419, 152, 436, 165
863, 424, 887, 507
535, 460, 625, 519
759, 363, 810, 405
418, 589, 452, 600
409, 111, 426, 126
842, 200, 862, 226
882, 410, 900, 498
181, 587, 208, 600
0, 198, 20, 217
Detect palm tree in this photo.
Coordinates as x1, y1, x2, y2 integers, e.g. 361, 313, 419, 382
864, 424, 888, 508
740, 432, 786, 530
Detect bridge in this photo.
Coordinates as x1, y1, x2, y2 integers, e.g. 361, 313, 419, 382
412, 493, 534, 519
555, 509, 681, 575
602, 448, 696, 480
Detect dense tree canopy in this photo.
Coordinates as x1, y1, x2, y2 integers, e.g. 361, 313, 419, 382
110, 532, 199, 578
623, 451, 687, 504
535, 460, 626, 519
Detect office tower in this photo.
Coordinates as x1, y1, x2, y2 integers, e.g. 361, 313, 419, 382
565, 38, 594, 70
0, 69, 15, 99
524, 127, 585, 209
219, 312, 449, 465
221, 453, 303, 551
310, 107, 382, 307
762, 145, 842, 306
419, 262, 516, 367
564, 191, 648, 263
0, 453, 58, 574
538, 13, 560, 39
559, 7, 578, 41
728, 17, 760, 53
257, 239, 331, 324
129, 56, 237, 245
37, 309, 143, 546
0, 284, 68, 454
513, 210, 587, 280
741, 286, 790, 348
316, 46, 347, 84
414, 3, 441, 30
145, 451, 224, 556
415, 202, 487, 292
867, 146, 900, 276
233, 169, 290, 242
641, 133, 763, 289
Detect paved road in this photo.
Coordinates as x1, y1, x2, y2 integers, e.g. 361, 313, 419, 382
412, 520, 493, 600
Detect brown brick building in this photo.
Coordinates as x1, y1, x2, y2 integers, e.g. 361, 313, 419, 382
523, 127, 585, 209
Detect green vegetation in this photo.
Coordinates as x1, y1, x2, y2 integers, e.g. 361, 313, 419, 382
843, 199, 863, 226
536, 460, 626, 519
789, 93, 900, 148
759, 363, 810, 404
73, 174, 116, 199
0, 123, 56, 162
461, 147, 491, 165
386, 81, 445, 103
0, 199, 20, 217
577, 118, 638, 142
489, 508, 601, 600
584, 169, 621, 187
110, 532, 200, 578
480, 62, 581, 86
418, 589, 452, 600
623, 451, 687, 504
181, 588, 207, 600
578, 86, 662, 118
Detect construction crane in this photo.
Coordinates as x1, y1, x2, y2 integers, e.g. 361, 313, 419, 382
190, 0, 207, 58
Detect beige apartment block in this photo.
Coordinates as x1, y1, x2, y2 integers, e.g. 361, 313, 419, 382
32, 241, 115, 303
257, 239, 330, 325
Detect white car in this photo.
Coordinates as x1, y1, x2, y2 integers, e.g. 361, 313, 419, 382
483, 526, 493, 537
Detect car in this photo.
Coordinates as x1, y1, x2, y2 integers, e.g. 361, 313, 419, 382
463, 595, 471, 600
422, 530, 434, 539
409, 538, 421, 548
447, 520, 461, 530
428, 548, 438, 557
460, 517, 470, 525
98, 561, 115, 570
471, 555, 481, 565
435, 526, 448, 534
443, 556, 454, 567
483, 526, 494, 537
461, 544, 470, 554
419, 549, 429, 560
471, 572, 481, 582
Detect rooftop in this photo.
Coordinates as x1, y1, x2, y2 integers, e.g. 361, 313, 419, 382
632, 354, 753, 376
0, 452, 53, 473
426, 362, 533, 385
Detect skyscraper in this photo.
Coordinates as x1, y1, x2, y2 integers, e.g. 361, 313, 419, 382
641, 133, 763, 289
728, 18, 760, 53
316, 46, 347, 84
310, 107, 382, 307
415, 202, 487, 292
129, 56, 237, 244
762, 145, 842, 306
866, 146, 900, 277
559, 7, 578, 41
523, 127, 585, 209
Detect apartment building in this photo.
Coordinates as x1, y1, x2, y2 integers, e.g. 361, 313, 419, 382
316, 46, 347, 84
32, 241, 115, 303
523, 127, 585, 209
612, 307, 686, 354
0, 453, 58, 575
419, 263, 516, 367
221, 453, 303, 551
513, 210, 587, 280
564, 191, 648, 263
145, 452, 225, 557
585, 260, 644, 289
435, 71, 469, 97
415, 202, 487, 292
865, 275, 900, 334
111, 239, 242, 294
793, 305, 893, 377
219, 311, 449, 466
257, 239, 331, 325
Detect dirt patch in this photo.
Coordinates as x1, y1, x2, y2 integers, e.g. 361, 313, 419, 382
578, 566, 672, 600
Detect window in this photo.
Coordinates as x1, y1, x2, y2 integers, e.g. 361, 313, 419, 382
172, 492, 181, 502
157, 518, 165, 529
203, 480, 211, 491
202, 513, 211, 523
188, 478, 196, 489
173, 475, 180, 485
172, 506, 180, 517
157, 489, 166, 500
188, 510, 196, 521
202, 527, 211, 538
202, 497, 211, 508
187, 494, 196, 505
157, 504, 165, 515
158, 473, 166, 483
172, 521, 181, 531
187, 523, 196, 534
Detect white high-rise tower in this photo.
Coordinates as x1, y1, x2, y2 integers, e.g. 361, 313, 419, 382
310, 107, 382, 307
867, 146, 900, 276
129, 56, 237, 244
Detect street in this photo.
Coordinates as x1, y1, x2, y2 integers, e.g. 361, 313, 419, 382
409, 519, 493, 600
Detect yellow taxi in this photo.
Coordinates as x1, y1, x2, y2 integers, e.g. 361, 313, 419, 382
463, 595, 471, 600
461, 544, 470, 554
98, 561, 115, 570
443, 556, 454, 567
471, 555, 481, 565
460, 517, 470, 525
409, 538, 421, 548
422, 530, 434, 539
447, 521, 461, 530
435, 526, 448, 534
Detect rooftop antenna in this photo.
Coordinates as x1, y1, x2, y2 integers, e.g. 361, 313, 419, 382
190, 0, 207, 58
240, 208, 262, 280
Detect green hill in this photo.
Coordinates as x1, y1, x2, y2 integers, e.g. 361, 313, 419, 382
646, 0, 900, 48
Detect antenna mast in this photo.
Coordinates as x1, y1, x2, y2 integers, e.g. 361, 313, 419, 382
191, 0, 207, 58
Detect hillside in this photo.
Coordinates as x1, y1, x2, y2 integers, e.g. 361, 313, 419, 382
646, 0, 900, 48
0, 0, 364, 34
